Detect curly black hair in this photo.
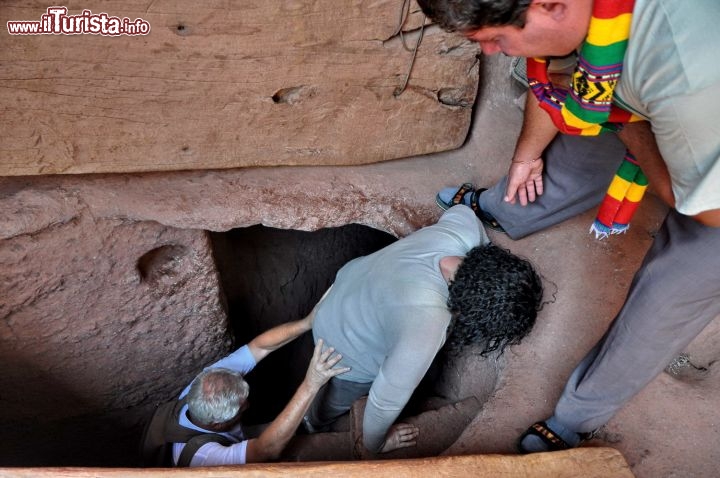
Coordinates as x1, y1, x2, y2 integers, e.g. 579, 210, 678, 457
445, 243, 542, 357
416, 0, 532, 32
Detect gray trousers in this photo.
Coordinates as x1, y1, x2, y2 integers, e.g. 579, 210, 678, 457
482, 133, 720, 433
479, 133, 627, 240
305, 377, 372, 431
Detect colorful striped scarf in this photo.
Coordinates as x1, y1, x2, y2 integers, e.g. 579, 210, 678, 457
526, 0, 645, 238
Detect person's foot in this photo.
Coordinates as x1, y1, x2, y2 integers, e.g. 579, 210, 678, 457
517, 417, 583, 453
436, 186, 474, 209
435, 183, 474, 211
435, 184, 505, 233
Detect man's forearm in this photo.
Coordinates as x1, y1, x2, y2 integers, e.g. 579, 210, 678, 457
245, 381, 316, 462
248, 312, 314, 362
617, 121, 675, 208
246, 339, 348, 462
691, 208, 720, 227
513, 91, 559, 162
616, 122, 720, 226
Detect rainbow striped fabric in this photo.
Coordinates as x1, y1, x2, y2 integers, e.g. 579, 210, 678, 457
596, 152, 648, 235
526, 0, 645, 238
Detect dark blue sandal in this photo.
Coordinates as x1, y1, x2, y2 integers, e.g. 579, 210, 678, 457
435, 184, 506, 233
517, 421, 571, 454
469, 189, 505, 233
435, 182, 474, 211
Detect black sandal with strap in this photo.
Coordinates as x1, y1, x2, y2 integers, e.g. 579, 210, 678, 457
517, 421, 572, 454
435, 183, 506, 233
469, 188, 505, 233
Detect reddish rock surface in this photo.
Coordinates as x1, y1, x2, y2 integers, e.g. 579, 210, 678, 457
0, 214, 232, 465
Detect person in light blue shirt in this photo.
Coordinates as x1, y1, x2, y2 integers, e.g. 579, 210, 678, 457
173, 314, 348, 466
306, 206, 543, 454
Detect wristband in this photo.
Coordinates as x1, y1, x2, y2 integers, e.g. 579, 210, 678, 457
511, 157, 541, 164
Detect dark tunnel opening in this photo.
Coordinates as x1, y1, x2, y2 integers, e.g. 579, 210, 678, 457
208, 223, 397, 425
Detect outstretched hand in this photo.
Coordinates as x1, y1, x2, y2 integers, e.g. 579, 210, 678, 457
380, 423, 420, 453
305, 339, 350, 391
504, 158, 544, 205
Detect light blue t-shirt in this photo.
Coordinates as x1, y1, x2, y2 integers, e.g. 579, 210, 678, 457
614, 0, 720, 216
313, 206, 489, 452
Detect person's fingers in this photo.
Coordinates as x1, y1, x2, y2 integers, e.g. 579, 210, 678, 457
325, 352, 343, 367
319, 346, 335, 362
535, 176, 544, 196
504, 177, 520, 203
313, 339, 324, 359
380, 424, 420, 453
398, 425, 419, 435
526, 179, 537, 202
517, 185, 528, 206
390, 424, 418, 448
328, 366, 351, 378
392, 424, 419, 440
396, 440, 417, 448
504, 165, 526, 203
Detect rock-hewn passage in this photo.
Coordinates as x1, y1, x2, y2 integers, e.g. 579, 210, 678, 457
0, 215, 231, 466
0, 449, 635, 478
0, 1, 479, 175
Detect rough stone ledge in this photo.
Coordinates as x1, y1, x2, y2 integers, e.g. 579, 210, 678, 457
0, 448, 634, 478
0, 158, 447, 241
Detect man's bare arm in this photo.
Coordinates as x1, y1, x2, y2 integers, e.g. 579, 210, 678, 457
244, 339, 350, 463
692, 208, 720, 227
617, 121, 675, 208
504, 92, 559, 205
247, 310, 315, 363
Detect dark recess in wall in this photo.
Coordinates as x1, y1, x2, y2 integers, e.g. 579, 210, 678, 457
209, 223, 397, 425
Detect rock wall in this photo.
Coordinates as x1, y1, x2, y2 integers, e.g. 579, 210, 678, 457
0, 204, 231, 465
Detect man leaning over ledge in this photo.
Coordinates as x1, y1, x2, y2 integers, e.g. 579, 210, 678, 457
303, 205, 543, 455
419, 0, 720, 452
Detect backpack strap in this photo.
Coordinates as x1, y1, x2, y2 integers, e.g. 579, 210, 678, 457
140, 396, 241, 467
162, 397, 205, 443
169, 397, 238, 467
177, 433, 234, 467
139, 398, 195, 467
